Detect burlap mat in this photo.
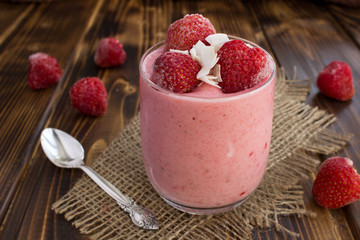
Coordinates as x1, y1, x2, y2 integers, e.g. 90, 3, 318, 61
52, 68, 350, 239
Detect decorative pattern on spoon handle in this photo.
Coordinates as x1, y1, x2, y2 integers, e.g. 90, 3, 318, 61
118, 200, 159, 230
80, 165, 159, 229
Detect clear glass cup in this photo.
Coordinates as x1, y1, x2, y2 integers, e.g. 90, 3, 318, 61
139, 36, 276, 214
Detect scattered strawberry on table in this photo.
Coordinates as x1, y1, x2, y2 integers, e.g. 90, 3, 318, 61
166, 14, 216, 51
153, 52, 202, 93
27, 52, 62, 90
317, 61, 354, 101
70, 77, 108, 117
94, 37, 126, 67
27, 36, 126, 116
312, 157, 360, 209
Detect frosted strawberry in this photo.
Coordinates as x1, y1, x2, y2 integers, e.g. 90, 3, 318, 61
70, 77, 108, 116
94, 37, 126, 67
27, 52, 62, 90
312, 157, 360, 209
166, 14, 216, 51
153, 52, 202, 93
317, 61, 354, 101
217, 39, 267, 93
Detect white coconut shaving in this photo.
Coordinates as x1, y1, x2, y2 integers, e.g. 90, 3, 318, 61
169, 49, 190, 56
205, 33, 229, 51
169, 33, 229, 88
213, 64, 222, 82
191, 33, 229, 88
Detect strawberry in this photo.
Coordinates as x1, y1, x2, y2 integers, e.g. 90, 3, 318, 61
217, 39, 267, 93
166, 14, 216, 51
153, 52, 202, 93
70, 77, 108, 116
27, 52, 62, 90
94, 37, 126, 67
312, 157, 360, 209
317, 61, 354, 101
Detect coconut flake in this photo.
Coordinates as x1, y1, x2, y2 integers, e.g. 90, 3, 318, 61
199, 46, 218, 68
191, 41, 218, 69
213, 64, 222, 82
189, 42, 219, 87
206, 33, 230, 51
186, 33, 230, 88
197, 66, 211, 79
170, 41, 222, 88
169, 49, 190, 56
190, 41, 206, 62
198, 75, 221, 88
189, 47, 200, 62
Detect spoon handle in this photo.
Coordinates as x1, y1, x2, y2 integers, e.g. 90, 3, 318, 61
79, 165, 133, 206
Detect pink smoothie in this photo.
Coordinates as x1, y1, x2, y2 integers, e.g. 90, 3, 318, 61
139, 39, 276, 212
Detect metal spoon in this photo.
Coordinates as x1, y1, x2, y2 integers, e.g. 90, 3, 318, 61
40, 128, 159, 230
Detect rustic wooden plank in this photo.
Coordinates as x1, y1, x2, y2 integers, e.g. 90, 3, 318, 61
0, 0, 101, 238
250, 0, 360, 239
1, 0, 280, 239
1, 0, 145, 239
327, 4, 360, 47
1, 0, 359, 239
0, 3, 35, 41
326, 16, 360, 237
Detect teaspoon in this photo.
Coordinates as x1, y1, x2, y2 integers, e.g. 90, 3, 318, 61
40, 128, 159, 230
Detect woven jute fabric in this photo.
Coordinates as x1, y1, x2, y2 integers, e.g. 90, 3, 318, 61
52, 69, 350, 239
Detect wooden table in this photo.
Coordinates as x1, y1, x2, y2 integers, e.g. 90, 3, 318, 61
0, 0, 359, 239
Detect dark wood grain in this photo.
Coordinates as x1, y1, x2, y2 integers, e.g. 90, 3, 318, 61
250, 1, 360, 239
327, 3, 360, 47
0, 0, 102, 238
0, 0, 359, 239
0, 0, 100, 224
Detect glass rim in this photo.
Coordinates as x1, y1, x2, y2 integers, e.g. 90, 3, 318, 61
139, 35, 276, 101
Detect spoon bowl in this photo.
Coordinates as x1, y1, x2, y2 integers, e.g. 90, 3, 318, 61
40, 128, 159, 230
41, 128, 84, 168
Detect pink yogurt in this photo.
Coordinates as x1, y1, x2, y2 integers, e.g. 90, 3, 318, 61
139, 38, 276, 214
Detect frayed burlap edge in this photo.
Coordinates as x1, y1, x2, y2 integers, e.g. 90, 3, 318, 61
52, 68, 351, 239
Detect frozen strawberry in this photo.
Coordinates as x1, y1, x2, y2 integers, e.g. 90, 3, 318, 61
94, 37, 126, 67
312, 157, 360, 209
70, 77, 108, 116
153, 52, 202, 93
27, 52, 62, 90
217, 39, 267, 93
317, 61, 354, 101
166, 14, 216, 51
